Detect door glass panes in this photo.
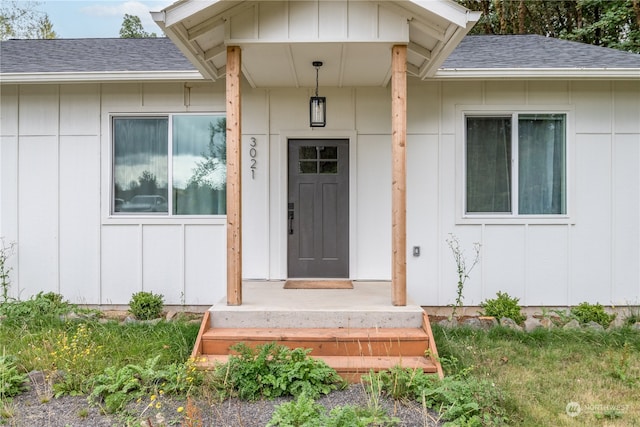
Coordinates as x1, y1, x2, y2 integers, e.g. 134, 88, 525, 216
298, 145, 338, 174
172, 115, 227, 215
319, 146, 337, 159
113, 117, 169, 213
299, 161, 318, 174
299, 146, 317, 159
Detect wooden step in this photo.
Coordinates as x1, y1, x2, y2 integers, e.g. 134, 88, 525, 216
195, 354, 437, 382
200, 327, 429, 357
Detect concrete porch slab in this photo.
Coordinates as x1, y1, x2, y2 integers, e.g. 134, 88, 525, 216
209, 281, 425, 328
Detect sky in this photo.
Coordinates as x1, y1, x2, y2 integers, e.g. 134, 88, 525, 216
40, 0, 174, 38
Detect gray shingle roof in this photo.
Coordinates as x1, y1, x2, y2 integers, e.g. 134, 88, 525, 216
2, 34, 639, 75
0, 38, 195, 73
443, 34, 640, 69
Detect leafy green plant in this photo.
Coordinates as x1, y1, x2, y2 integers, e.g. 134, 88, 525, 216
215, 342, 344, 401
89, 355, 201, 413
364, 366, 508, 427
129, 291, 164, 320
570, 302, 616, 328
446, 234, 481, 319
0, 292, 77, 328
267, 393, 399, 427
0, 238, 17, 303
267, 393, 326, 427
479, 292, 526, 325
0, 352, 28, 399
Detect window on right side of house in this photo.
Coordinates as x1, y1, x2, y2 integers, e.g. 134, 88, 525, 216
465, 113, 566, 216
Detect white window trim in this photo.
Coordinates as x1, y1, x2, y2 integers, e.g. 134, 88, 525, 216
455, 105, 575, 225
103, 112, 227, 225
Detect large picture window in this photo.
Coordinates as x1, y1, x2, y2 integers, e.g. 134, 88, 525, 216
465, 113, 566, 216
112, 114, 226, 215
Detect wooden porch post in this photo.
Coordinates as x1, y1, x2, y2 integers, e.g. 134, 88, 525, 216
391, 45, 407, 306
226, 46, 242, 305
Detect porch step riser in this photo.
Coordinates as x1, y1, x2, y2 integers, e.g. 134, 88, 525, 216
197, 354, 437, 382
210, 311, 424, 329
200, 327, 429, 357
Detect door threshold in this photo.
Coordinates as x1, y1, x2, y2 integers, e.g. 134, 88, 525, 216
284, 279, 353, 289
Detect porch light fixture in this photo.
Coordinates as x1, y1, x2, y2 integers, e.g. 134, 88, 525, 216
309, 61, 326, 127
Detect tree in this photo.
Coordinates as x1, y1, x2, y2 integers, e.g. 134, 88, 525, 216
119, 13, 156, 38
457, 0, 640, 53
0, 1, 56, 40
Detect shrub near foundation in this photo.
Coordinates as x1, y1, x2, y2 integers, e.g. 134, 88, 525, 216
479, 292, 526, 325
129, 291, 164, 320
570, 302, 616, 328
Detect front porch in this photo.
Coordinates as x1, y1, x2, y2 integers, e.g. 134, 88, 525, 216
191, 282, 443, 381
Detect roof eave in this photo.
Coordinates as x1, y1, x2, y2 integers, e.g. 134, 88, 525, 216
420, 11, 482, 79
434, 68, 640, 80
0, 70, 204, 84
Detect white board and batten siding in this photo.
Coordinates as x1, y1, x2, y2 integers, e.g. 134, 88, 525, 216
1, 79, 639, 307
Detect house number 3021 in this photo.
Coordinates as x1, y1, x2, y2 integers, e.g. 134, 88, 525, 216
249, 137, 257, 179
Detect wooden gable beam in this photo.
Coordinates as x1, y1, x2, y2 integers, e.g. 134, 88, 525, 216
226, 46, 242, 305
391, 45, 407, 306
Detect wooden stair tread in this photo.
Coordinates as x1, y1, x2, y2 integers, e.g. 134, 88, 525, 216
202, 327, 429, 341
195, 354, 437, 373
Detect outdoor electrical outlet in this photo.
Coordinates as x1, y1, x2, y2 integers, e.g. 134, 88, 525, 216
413, 246, 420, 257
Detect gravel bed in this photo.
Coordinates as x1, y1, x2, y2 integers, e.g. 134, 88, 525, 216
7, 377, 442, 427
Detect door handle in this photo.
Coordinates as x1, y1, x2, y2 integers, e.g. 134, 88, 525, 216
288, 203, 294, 235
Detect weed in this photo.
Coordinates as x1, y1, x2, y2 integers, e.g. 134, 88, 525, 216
479, 292, 526, 325
77, 407, 89, 418
267, 393, 399, 427
129, 291, 164, 320
570, 302, 616, 328
89, 356, 201, 414
180, 396, 203, 427
49, 323, 102, 397
0, 292, 78, 328
214, 342, 345, 401
446, 234, 480, 319
0, 351, 28, 399
0, 238, 17, 303
364, 366, 507, 426
267, 393, 326, 426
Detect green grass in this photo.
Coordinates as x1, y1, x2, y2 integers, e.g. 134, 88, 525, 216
433, 325, 640, 426
2, 293, 639, 426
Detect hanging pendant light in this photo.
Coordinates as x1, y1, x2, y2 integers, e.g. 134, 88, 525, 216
309, 61, 326, 127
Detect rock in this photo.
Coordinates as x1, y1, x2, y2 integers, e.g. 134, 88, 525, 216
142, 318, 162, 325
586, 321, 605, 331
632, 322, 640, 331
438, 318, 458, 328
562, 319, 581, 330
165, 310, 178, 321
539, 317, 554, 329
124, 316, 137, 324
462, 317, 482, 329
478, 316, 498, 330
60, 312, 80, 321
500, 317, 523, 331
608, 316, 625, 329
524, 317, 542, 332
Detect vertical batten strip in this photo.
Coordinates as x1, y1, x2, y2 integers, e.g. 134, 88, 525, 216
391, 45, 407, 306
226, 46, 242, 305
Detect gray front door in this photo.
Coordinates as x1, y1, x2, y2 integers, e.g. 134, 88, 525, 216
288, 139, 349, 278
